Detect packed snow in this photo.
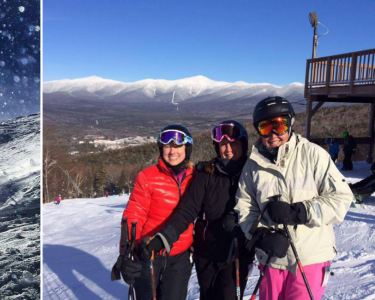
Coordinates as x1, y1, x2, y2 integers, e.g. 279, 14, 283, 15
42, 161, 375, 300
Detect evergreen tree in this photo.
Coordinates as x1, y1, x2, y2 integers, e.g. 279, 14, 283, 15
95, 166, 107, 197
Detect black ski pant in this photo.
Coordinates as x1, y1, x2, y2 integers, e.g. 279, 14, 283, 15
194, 252, 253, 300
134, 251, 192, 300
343, 151, 353, 170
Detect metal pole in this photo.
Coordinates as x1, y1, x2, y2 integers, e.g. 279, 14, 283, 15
312, 27, 317, 59
271, 196, 314, 300
150, 250, 157, 300
128, 222, 137, 300
250, 252, 273, 300
234, 238, 240, 300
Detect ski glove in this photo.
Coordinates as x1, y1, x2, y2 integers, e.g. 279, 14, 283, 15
120, 255, 142, 285
256, 229, 290, 258
138, 236, 164, 261
267, 201, 307, 225
222, 214, 244, 238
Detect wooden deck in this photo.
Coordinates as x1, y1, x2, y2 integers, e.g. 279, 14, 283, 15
305, 48, 375, 101
304, 48, 375, 162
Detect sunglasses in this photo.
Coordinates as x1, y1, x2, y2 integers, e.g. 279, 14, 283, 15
211, 123, 246, 143
158, 130, 193, 145
256, 117, 290, 137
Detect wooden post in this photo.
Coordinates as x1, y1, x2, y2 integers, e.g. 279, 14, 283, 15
305, 96, 314, 139
367, 103, 375, 163
311, 101, 324, 116
325, 58, 331, 95
304, 60, 310, 98
350, 53, 357, 94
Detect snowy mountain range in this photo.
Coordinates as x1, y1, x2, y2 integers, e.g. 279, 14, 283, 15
44, 75, 305, 104
43, 76, 306, 138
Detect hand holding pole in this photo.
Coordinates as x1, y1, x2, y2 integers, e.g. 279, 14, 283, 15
269, 195, 314, 300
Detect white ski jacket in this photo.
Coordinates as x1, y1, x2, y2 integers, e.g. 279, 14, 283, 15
235, 133, 352, 274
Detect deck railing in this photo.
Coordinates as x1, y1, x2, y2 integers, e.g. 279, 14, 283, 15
305, 48, 375, 97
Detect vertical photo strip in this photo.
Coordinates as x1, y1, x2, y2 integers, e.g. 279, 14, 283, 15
0, 0, 41, 299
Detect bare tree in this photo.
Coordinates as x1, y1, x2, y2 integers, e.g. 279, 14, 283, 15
43, 147, 57, 203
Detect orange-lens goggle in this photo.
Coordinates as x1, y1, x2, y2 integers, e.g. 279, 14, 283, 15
257, 117, 290, 137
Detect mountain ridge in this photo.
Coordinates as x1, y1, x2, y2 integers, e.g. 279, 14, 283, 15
43, 75, 304, 103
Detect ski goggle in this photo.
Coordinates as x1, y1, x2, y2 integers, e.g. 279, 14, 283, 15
211, 123, 246, 143
256, 117, 290, 137
158, 130, 193, 145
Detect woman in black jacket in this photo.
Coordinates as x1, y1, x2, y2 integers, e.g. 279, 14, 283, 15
141, 120, 255, 300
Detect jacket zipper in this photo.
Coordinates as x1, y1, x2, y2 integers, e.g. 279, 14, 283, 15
162, 167, 189, 201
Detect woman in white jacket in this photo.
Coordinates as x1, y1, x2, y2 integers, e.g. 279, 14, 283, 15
235, 96, 352, 300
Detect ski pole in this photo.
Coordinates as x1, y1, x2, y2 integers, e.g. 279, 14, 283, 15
249, 199, 272, 235
127, 222, 137, 300
270, 195, 314, 300
111, 218, 129, 281
250, 251, 273, 300
234, 238, 241, 300
150, 250, 157, 300
227, 238, 235, 263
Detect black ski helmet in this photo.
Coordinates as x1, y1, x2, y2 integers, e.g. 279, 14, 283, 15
157, 124, 193, 161
212, 120, 248, 158
253, 96, 295, 125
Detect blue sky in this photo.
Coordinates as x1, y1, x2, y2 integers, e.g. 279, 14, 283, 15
43, 0, 375, 86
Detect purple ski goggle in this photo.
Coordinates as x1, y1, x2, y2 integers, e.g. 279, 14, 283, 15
211, 123, 245, 143
158, 130, 193, 145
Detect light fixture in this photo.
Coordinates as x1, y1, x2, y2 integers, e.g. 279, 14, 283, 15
309, 12, 318, 28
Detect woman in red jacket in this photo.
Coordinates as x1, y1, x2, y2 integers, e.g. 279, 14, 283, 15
120, 124, 195, 300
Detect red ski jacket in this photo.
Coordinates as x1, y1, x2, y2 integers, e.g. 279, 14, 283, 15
122, 158, 194, 256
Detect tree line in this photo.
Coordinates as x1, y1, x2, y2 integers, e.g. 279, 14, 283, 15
43, 104, 371, 203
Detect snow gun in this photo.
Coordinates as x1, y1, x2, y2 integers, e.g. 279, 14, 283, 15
269, 195, 314, 300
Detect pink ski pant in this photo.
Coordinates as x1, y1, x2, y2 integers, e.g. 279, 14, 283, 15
258, 261, 330, 300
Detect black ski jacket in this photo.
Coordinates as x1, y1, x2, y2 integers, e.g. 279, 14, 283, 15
160, 159, 253, 262
343, 135, 357, 154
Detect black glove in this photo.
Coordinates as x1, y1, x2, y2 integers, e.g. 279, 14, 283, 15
267, 201, 307, 225
256, 229, 290, 258
222, 214, 244, 238
245, 227, 269, 252
120, 255, 142, 285
138, 236, 164, 261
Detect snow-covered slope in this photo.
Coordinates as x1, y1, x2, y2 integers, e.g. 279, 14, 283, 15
43, 76, 304, 103
0, 113, 41, 299
42, 161, 375, 300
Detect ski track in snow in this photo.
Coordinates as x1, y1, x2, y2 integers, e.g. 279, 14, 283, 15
43, 161, 375, 300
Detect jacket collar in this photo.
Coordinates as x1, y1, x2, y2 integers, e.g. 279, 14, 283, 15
157, 157, 193, 177
251, 133, 301, 168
